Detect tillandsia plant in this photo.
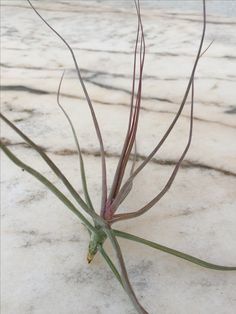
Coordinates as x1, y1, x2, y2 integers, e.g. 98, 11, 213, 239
1, 0, 236, 313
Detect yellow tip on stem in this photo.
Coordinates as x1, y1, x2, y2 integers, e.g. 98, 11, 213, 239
87, 252, 94, 264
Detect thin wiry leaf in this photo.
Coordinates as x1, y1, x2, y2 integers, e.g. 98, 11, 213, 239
120, 0, 144, 167
111, 30, 213, 224
27, 0, 107, 212
130, 140, 138, 176
106, 26, 140, 215
114, 230, 236, 271
0, 113, 96, 217
115, 0, 144, 193
113, 0, 145, 202
57, 71, 94, 211
107, 0, 144, 210
0, 141, 96, 233
111, 0, 207, 222
111, 78, 195, 223
104, 226, 148, 314
200, 39, 214, 58
109, 141, 138, 213
98, 245, 123, 285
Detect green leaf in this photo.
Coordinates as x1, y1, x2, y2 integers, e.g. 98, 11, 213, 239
114, 230, 236, 271
104, 227, 148, 314
98, 244, 123, 286
57, 71, 94, 211
0, 113, 95, 218
0, 141, 96, 234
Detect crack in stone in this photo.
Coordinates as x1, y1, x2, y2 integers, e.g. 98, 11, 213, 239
17, 190, 47, 205
2, 139, 236, 178
84, 78, 174, 103
1, 83, 230, 111
1, 85, 234, 129
2, 3, 138, 17
74, 48, 236, 61
2, 62, 235, 83
1, 85, 49, 95
155, 109, 236, 129
2, 3, 236, 26
55, 148, 236, 178
18, 231, 81, 248
1, 137, 46, 151
171, 16, 236, 25
225, 107, 236, 114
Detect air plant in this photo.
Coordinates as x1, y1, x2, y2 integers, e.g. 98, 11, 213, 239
1, 0, 235, 313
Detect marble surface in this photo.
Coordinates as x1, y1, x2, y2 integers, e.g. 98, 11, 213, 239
1, 1, 236, 314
